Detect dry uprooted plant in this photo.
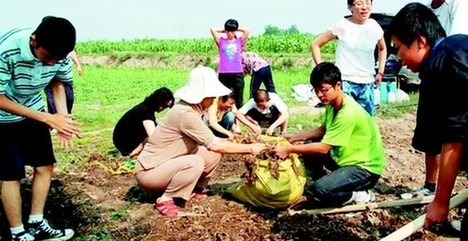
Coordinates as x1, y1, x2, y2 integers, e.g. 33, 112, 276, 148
228, 132, 300, 184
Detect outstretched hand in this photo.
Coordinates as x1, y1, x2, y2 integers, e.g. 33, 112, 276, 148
57, 131, 75, 149
374, 73, 382, 86
423, 201, 449, 230
76, 65, 83, 76
46, 113, 81, 149
274, 146, 289, 159
249, 143, 267, 155
47, 113, 81, 137
282, 133, 298, 143
252, 125, 262, 135
266, 127, 275, 136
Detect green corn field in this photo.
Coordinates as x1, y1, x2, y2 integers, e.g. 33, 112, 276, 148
76, 34, 336, 55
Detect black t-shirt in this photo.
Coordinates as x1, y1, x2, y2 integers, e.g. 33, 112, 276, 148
112, 103, 156, 156
416, 35, 468, 144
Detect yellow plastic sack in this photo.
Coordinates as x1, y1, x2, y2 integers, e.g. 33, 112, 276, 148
226, 135, 307, 209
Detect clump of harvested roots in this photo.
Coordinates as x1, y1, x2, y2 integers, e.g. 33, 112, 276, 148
230, 131, 299, 184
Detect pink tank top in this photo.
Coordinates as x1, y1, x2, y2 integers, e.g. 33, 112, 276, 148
217, 37, 244, 73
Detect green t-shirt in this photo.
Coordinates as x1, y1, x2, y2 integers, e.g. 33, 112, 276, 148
321, 95, 386, 175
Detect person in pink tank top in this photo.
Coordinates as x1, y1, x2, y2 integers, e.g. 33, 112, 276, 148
210, 19, 250, 108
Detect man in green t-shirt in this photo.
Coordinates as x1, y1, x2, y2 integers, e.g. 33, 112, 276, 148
275, 62, 386, 206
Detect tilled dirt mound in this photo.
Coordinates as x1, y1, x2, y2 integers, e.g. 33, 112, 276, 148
1, 113, 467, 240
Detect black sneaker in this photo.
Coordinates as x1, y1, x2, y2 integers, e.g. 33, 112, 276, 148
28, 219, 74, 241
12, 231, 35, 241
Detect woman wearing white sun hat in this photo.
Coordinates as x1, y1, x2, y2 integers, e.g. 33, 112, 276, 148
135, 66, 266, 217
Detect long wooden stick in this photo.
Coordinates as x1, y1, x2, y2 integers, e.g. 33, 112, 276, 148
379, 189, 468, 241
280, 195, 434, 217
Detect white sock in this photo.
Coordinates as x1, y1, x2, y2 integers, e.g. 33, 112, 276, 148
10, 224, 25, 235
28, 214, 44, 223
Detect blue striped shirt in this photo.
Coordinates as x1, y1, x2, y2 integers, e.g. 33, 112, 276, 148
0, 28, 73, 123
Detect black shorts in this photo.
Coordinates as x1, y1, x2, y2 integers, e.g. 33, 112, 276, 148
0, 118, 56, 181
245, 105, 280, 128
411, 124, 442, 155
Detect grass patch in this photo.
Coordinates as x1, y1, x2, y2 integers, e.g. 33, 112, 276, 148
54, 65, 418, 169
72, 66, 312, 131
375, 92, 419, 118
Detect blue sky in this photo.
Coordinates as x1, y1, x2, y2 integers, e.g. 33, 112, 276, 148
0, 0, 425, 41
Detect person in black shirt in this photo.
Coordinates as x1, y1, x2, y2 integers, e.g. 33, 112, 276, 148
389, 3, 468, 238
113, 87, 174, 157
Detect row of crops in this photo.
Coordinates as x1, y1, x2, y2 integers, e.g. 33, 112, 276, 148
76, 34, 336, 55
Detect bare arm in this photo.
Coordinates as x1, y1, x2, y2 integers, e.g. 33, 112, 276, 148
311, 31, 336, 65
275, 141, 332, 159
210, 27, 224, 45
0, 92, 79, 137
237, 27, 250, 42
287, 142, 332, 155
0, 56, 78, 136
0, 94, 50, 123
207, 104, 233, 138
435, 143, 462, 206
70, 50, 83, 76
209, 139, 265, 155
424, 142, 463, 229
267, 111, 289, 133
236, 111, 261, 134
142, 120, 156, 137
50, 80, 81, 145
375, 37, 387, 85
284, 125, 325, 143
50, 79, 68, 115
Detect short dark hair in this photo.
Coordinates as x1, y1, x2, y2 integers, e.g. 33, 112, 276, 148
253, 89, 269, 103
224, 19, 239, 32
310, 62, 342, 88
143, 87, 175, 111
34, 16, 76, 59
388, 3, 446, 47
220, 92, 235, 103
347, 0, 373, 6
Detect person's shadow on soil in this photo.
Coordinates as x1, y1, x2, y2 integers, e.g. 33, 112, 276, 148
373, 181, 414, 196
0, 179, 99, 241
124, 182, 240, 208
124, 182, 239, 201
124, 185, 163, 204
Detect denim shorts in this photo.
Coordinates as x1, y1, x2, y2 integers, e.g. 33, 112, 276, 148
0, 118, 56, 181
342, 80, 375, 116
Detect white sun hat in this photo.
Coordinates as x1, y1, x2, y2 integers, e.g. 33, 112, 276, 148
175, 66, 232, 104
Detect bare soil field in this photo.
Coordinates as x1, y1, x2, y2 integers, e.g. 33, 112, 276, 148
0, 113, 467, 241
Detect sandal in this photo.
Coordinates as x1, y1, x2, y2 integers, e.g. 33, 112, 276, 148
154, 199, 178, 217
190, 192, 208, 201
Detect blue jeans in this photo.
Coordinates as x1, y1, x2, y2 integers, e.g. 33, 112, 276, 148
342, 80, 375, 116
209, 111, 235, 138
250, 66, 276, 98
302, 153, 380, 206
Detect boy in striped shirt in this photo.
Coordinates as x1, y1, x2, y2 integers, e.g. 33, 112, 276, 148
0, 16, 80, 241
